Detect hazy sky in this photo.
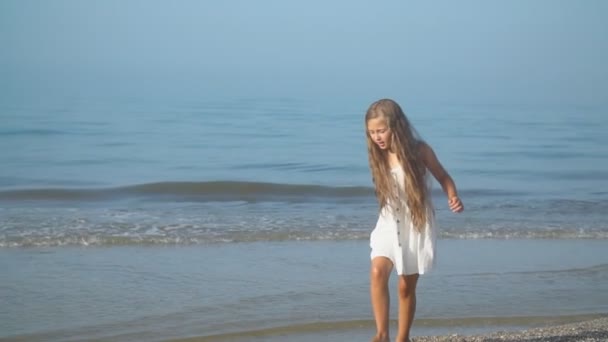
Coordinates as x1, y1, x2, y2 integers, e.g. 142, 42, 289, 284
1, 0, 606, 104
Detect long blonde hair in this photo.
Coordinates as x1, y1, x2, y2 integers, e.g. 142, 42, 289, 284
365, 99, 429, 231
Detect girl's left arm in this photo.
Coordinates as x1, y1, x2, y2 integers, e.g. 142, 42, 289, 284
419, 142, 464, 213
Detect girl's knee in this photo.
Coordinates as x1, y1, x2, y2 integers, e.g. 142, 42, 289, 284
397, 275, 418, 297
370, 265, 390, 283
370, 259, 392, 284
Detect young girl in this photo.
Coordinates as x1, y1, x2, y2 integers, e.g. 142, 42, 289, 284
365, 99, 464, 342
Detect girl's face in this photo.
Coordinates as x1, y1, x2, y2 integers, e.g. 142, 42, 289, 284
367, 117, 391, 150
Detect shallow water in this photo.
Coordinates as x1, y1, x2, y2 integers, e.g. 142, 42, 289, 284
2, 240, 607, 341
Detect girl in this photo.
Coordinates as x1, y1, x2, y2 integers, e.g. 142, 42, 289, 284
365, 99, 464, 342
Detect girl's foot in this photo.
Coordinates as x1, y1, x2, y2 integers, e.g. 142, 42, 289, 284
371, 333, 389, 342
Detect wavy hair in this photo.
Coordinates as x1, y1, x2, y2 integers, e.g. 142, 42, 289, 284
365, 99, 429, 231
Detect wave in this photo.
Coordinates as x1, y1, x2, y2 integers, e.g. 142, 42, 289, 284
0, 181, 372, 201
0, 181, 524, 202
0, 128, 69, 136
2, 227, 607, 247
454, 263, 608, 278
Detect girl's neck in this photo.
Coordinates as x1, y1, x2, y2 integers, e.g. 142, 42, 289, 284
387, 150, 400, 169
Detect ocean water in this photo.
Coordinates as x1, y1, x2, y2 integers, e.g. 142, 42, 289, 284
1, 94, 607, 341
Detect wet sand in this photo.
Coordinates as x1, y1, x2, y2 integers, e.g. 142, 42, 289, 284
415, 316, 608, 342
173, 316, 608, 342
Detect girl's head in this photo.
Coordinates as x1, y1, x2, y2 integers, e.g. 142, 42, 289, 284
365, 98, 416, 152
365, 98, 429, 231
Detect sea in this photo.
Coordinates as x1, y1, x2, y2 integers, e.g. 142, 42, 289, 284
1, 91, 607, 341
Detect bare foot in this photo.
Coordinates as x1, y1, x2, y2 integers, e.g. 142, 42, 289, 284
371, 334, 389, 342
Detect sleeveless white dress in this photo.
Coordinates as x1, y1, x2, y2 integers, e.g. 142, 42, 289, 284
369, 165, 437, 275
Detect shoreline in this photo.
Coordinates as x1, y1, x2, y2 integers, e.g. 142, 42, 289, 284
2, 314, 606, 342
163, 316, 608, 342
414, 316, 608, 342
177, 316, 608, 342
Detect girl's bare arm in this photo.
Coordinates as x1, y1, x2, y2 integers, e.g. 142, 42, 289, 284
419, 142, 464, 213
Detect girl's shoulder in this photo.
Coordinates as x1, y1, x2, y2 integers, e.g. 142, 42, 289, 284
414, 140, 430, 155
415, 141, 436, 167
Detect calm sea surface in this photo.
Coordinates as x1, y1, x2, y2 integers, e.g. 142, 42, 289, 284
1, 94, 607, 340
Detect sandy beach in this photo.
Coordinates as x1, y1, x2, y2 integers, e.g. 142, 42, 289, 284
166, 316, 608, 342
414, 316, 608, 342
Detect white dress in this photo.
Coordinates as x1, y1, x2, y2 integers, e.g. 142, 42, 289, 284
369, 165, 437, 275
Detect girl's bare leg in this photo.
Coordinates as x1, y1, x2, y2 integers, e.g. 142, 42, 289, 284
396, 273, 419, 342
370, 257, 393, 342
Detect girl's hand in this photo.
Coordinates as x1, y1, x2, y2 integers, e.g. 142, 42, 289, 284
448, 196, 464, 213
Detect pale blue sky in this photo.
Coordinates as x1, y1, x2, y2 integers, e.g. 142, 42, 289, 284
1, 0, 606, 104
